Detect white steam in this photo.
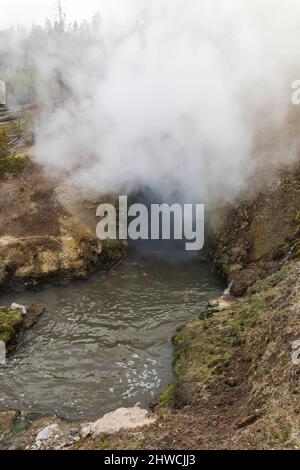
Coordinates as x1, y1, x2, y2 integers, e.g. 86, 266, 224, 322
6, 1, 300, 201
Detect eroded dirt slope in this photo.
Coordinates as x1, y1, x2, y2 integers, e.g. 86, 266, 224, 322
210, 164, 300, 296
0, 152, 125, 293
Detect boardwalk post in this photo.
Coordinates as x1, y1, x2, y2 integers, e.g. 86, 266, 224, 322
0, 80, 6, 106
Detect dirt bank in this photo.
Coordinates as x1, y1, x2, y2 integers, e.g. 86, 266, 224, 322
210, 163, 300, 296
0, 148, 126, 295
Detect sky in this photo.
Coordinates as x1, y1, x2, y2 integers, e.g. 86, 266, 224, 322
0, 0, 131, 29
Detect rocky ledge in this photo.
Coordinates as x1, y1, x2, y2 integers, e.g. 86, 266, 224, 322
0, 407, 156, 450
209, 164, 300, 296
0, 303, 45, 357
0, 158, 127, 294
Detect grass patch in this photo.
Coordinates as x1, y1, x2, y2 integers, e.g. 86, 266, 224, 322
233, 298, 267, 332
0, 125, 29, 177
171, 317, 236, 406
98, 438, 112, 450
0, 128, 10, 159
0, 154, 28, 177
159, 384, 175, 408
246, 266, 289, 295
0, 308, 23, 345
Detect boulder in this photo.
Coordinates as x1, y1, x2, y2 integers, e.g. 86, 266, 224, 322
36, 424, 59, 442
23, 304, 45, 329
81, 407, 156, 438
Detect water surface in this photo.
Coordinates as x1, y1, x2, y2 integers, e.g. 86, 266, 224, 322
0, 250, 223, 420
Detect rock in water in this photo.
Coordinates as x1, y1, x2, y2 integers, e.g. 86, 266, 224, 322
23, 304, 45, 329
0, 410, 19, 433
81, 407, 156, 438
11, 303, 27, 315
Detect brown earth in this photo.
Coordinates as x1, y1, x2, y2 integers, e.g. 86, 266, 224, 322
0, 149, 126, 294
210, 163, 300, 296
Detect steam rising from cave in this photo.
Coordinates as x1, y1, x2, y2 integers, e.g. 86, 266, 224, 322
3, 0, 300, 202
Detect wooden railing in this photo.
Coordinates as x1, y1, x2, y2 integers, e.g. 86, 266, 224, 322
0, 103, 36, 125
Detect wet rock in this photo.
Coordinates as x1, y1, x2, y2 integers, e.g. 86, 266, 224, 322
12, 414, 29, 436
81, 407, 156, 438
0, 410, 20, 434
23, 304, 45, 329
0, 304, 45, 354
207, 299, 219, 308
199, 299, 220, 320
199, 296, 238, 320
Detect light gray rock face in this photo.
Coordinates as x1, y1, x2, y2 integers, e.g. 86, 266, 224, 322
81, 407, 156, 438
0, 80, 6, 105
36, 424, 59, 442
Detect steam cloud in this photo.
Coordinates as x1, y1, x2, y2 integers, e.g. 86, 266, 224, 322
3, 0, 300, 203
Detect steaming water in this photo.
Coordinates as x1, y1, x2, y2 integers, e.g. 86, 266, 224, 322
0, 250, 223, 421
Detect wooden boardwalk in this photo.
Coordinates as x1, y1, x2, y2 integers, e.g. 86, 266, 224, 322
0, 103, 35, 125
0, 104, 36, 152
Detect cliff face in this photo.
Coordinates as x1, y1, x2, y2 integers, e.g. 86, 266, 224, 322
210, 164, 300, 296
